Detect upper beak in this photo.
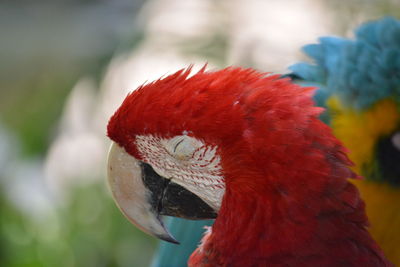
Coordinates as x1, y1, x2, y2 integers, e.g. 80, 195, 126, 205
107, 142, 217, 244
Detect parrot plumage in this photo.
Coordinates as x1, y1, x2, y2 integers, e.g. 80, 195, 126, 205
152, 17, 400, 267
107, 66, 392, 266
290, 16, 400, 265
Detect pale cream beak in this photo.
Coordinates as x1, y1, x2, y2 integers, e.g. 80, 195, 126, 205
107, 142, 178, 243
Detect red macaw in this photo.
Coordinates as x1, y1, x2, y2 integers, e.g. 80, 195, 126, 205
107, 67, 392, 266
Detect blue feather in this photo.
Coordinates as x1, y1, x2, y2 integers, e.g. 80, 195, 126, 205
290, 16, 400, 110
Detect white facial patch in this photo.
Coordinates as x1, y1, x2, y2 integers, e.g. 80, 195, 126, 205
135, 134, 225, 211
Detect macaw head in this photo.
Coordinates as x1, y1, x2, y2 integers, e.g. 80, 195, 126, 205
289, 17, 400, 185
107, 66, 356, 245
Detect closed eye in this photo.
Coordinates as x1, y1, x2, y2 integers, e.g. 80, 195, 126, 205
164, 135, 204, 160
174, 138, 185, 153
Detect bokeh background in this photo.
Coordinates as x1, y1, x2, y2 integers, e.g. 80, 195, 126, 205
1, 0, 399, 266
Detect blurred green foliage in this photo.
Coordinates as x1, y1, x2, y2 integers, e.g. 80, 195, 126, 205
0, 41, 119, 157
0, 183, 156, 267
0, 1, 152, 266
1, 73, 75, 157
0, 0, 144, 157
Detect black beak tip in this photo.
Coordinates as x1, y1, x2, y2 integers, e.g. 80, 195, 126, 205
158, 234, 180, 244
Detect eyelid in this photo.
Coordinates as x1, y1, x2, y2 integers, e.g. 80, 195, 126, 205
166, 135, 202, 160
173, 138, 185, 153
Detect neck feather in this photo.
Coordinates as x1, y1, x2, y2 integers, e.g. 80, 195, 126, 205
190, 173, 391, 266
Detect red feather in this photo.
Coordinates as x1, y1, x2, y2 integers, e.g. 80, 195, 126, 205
108, 67, 392, 266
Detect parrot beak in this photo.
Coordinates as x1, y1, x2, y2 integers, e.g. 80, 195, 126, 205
107, 142, 217, 244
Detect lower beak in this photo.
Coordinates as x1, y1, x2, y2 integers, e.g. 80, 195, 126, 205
107, 142, 217, 243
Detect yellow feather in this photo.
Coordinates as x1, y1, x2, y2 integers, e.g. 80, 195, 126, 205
352, 180, 400, 265
327, 97, 399, 173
